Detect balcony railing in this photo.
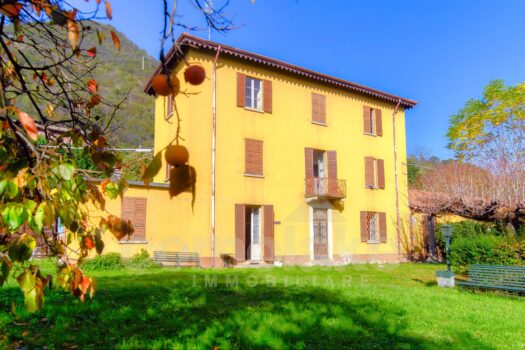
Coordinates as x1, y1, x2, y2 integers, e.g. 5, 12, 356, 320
305, 177, 346, 199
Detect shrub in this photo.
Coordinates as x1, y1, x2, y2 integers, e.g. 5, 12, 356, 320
450, 235, 522, 267
81, 253, 125, 271
125, 249, 159, 269
435, 220, 498, 253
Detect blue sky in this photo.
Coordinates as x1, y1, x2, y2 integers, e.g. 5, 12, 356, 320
101, 0, 525, 159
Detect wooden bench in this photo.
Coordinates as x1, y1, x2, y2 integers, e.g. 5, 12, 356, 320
456, 264, 525, 293
153, 251, 200, 268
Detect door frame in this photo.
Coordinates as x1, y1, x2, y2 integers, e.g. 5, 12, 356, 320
309, 203, 333, 261
249, 206, 262, 261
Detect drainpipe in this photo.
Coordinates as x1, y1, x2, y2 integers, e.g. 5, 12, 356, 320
211, 45, 221, 267
392, 99, 402, 258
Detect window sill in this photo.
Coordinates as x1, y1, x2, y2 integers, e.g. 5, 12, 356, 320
244, 107, 264, 114
365, 186, 379, 190
119, 241, 148, 244
244, 173, 264, 178
363, 132, 378, 137
311, 121, 327, 127
367, 240, 381, 244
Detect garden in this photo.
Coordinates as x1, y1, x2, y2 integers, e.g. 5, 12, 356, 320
1, 252, 525, 349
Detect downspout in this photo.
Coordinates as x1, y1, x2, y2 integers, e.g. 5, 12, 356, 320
392, 99, 402, 258
211, 45, 221, 267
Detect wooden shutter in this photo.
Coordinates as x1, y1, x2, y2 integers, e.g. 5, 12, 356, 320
245, 139, 263, 176
237, 73, 245, 107
364, 157, 375, 187
263, 205, 274, 261
363, 106, 372, 134
327, 151, 337, 179
379, 212, 387, 243
360, 211, 369, 242
263, 80, 272, 113
377, 159, 385, 189
305, 147, 314, 179
235, 204, 246, 261
375, 109, 383, 136
312, 93, 326, 124
121, 197, 147, 241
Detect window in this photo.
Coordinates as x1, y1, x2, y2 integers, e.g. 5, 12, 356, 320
368, 212, 379, 242
245, 77, 262, 111
364, 157, 385, 189
360, 211, 387, 243
121, 197, 147, 242
363, 106, 383, 136
312, 93, 326, 125
245, 138, 263, 176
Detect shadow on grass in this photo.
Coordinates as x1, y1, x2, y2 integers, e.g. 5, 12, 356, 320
1, 271, 495, 350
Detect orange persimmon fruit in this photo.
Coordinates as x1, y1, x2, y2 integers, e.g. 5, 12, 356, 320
165, 145, 189, 166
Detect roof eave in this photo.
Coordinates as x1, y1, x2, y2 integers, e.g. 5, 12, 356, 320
144, 33, 417, 109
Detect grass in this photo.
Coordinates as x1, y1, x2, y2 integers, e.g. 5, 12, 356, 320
1, 262, 525, 349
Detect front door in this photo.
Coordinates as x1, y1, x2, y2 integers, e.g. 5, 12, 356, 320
313, 208, 328, 260
250, 207, 261, 260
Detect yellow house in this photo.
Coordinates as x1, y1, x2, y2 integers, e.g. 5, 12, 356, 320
102, 33, 417, 267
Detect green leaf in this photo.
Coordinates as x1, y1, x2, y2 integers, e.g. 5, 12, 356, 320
24, 199, 36, 214
29, 203, 46, 234
0, 180, 7, 196
6, 181, 18, 199
2, 204, 28, 232
17, 266, 46, 312
52, 163, 76, 181
8, 234, 36, 262
16, 268, 36, 293
141, 152, 162, 182
105, 182, 119, 200
0, 256, 12, 287
0, 146, 7, 164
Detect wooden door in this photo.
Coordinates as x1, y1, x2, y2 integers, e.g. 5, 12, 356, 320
313, 208, 328, 260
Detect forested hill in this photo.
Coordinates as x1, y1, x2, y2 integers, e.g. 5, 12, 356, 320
88, 24, 158, 148
12, 23, 159, 148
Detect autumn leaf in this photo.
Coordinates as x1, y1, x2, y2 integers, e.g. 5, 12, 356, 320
110, 31, 121, 50
87, 47, 97, 57
18, 111, 38, 140
105, 0, 112, 20
96, 29, 106, 45
67, 20, 79, 49
140, 152, 162, 187
87, 79, 98, 93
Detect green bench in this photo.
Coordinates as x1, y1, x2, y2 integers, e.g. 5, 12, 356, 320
456, 265, 525, 293
153, 251, 201, 268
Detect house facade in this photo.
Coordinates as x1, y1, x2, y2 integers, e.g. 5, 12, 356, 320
102, 33, 417, 267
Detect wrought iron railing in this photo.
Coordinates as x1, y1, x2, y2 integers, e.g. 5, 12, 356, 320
305, 177, 346, 199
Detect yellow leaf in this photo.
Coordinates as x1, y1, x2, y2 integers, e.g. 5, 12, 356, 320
105, 0, 112, 20
67, 20, 79, 49
110, 30, 121, 50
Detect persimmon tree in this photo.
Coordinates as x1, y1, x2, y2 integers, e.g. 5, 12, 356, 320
0, 0, 232, 312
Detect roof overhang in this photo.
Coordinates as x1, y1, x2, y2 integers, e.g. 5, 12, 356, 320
144, 33, 417, 109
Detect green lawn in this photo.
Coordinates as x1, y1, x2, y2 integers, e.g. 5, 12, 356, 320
1, 263, 524, 349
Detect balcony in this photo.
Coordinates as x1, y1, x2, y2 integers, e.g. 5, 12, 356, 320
305, 177, 346, 200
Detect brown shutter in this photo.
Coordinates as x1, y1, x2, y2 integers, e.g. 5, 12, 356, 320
377, 159, 385, 189
363, 106, 371, 134
245, 139, 263, 176
263, 79, 272, 113
319, 94, 326, 123
235, 204, 246, 261
364, 157, 375, 187
121, 197, 147, 241
305, 147, 314, 179
327, 151, 337, 179
375, 109, 383, 136
312, 93, 326, 124
311, 93, 318, 122
263, 205, 274, 261
379, 212, 387, 243
237, 73, 245, 107
360, 211, 369, 242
